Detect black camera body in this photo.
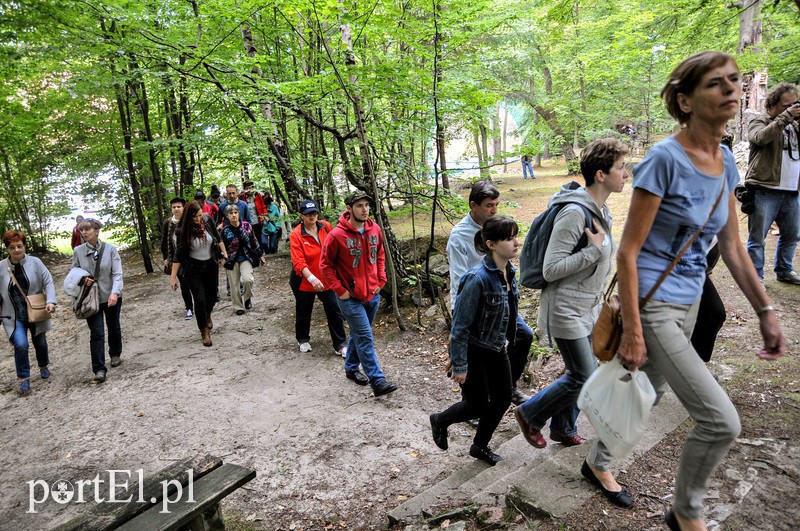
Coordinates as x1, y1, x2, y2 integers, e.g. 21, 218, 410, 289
735, 184, 756, 215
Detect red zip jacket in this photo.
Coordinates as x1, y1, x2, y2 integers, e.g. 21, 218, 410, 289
290, 220, 333, 292
320, 212, 386, 302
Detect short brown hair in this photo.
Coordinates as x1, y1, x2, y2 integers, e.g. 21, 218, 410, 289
660, 51, 738, 124
580, 138, 629, 187
765, 82, 798, 112
79, 218, 103, 231
2, 230, 26, 248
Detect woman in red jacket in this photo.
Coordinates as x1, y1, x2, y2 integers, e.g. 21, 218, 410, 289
289, 200, 347, 356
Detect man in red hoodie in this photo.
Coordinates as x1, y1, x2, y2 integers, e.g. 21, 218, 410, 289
320, 192, 398, 397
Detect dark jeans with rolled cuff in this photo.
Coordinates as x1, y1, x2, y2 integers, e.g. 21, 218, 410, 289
185, 258, 219, 330
292, 286, 347, 350
86, 300, 123, 373
436, 346, 512, 448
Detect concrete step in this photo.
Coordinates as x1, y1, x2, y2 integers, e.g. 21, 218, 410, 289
389, 390, 689, 525
506, 390, 688, 518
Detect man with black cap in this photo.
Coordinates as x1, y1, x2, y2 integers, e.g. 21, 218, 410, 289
320, 192, 398, 397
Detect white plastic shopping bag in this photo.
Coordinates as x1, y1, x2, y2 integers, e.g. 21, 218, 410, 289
577, 356, 657, 458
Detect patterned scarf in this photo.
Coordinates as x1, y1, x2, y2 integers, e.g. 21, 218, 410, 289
192, 218, 209, 246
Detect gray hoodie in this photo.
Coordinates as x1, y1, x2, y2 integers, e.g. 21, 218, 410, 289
537, 183, 615, 341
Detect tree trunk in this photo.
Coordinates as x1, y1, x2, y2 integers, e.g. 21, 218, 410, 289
732, 0, 766, 141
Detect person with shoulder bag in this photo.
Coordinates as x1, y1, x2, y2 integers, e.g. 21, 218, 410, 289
162, 197, 194, 320
65, 218, 124, 383
219, 203, 265, 315
514, 139, 630, 462
601, 53, 784, 530
1, 231, 57, 395
171, 200, 228, 347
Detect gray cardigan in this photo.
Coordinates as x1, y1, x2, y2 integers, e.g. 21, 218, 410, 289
70, 241, 123, 303
0, 255, 57, 338
537, 185, 615, 341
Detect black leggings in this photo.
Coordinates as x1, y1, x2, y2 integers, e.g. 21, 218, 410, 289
436, 346, 512, 448
690, 275, 726, 363
185, 258, 219, 330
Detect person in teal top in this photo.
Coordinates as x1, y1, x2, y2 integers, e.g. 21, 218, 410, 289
262, 192, 282, 254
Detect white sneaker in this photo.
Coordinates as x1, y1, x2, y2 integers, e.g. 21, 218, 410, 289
299, 342, 312, 353
185, 309, 193, 320
337, 346, 348, 358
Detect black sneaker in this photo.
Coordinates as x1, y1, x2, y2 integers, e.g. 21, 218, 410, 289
373, 380, 398, 397
469, 444, 503, 466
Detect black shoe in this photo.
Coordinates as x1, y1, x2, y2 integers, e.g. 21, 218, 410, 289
510, 386, 531, 405
430, 413, 448, 450
245, 298, 252, 310
665, 508, 680, 531
345, 371, 369, 386
110, 357, 122, 367
373, 380, 398, 397
469, 444, 503, 466
236, 309, 245, 316
580, 460, 634, 508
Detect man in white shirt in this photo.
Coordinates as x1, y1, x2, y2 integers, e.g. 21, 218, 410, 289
447, 180, 533, 404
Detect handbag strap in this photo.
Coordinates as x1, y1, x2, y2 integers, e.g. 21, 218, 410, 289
92, 242, 105, 279
5, 258, 32, 304
640, 181, 727, 308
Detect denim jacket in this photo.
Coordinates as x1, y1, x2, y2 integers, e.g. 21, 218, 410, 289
449, 256, 519, 374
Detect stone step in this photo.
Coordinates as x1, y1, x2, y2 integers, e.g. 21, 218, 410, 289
389, 390, 689, 526
506, 390, 688, 518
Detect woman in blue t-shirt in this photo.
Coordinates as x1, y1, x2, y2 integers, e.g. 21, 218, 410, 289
590, 52, 785, 530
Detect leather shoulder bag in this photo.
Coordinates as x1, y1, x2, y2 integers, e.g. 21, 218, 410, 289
5, 259, 51, 323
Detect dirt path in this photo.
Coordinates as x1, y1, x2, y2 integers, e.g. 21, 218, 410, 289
0, 252, 466, 530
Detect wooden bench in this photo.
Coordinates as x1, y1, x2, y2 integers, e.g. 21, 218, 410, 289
54, 454, 256, 531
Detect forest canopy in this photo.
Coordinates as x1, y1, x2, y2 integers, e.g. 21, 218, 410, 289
0, 0, 798, 273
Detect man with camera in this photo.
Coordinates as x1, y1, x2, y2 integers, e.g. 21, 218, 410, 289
744, 82, 800, 284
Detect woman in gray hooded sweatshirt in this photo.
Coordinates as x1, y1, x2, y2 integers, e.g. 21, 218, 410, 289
514, 138, 632, 506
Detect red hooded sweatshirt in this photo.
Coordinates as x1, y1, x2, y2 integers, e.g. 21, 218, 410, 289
320, 211, 386, 302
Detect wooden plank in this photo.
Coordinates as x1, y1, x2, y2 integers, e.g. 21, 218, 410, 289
53, 454, 223, 531
115, 464, 256, 531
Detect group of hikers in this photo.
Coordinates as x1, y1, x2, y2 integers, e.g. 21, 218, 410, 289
3, 51, 798, 530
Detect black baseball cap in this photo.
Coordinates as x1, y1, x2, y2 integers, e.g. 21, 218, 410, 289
345, 191, 372, 206
299, 200, 319, 215
194, 190, 206, 200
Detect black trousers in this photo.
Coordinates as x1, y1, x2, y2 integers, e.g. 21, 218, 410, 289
437, 346, 512, 448
178, 273, 193, 311
185, 258, 218, 330
292, 286, 347, 350
690, 275, 726, 363
511, 317, 533, 386
86, 300, 123, 373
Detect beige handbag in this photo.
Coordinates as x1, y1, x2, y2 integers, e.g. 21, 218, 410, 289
5, 259, 51, 323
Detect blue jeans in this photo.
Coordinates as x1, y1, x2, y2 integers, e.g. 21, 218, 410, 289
746, 188, 800, 278
11, 321, 49, 379
521, 161, 535, 179
337, 294, 386, 386
86, 300, 123, 373
517, 335, 597, 436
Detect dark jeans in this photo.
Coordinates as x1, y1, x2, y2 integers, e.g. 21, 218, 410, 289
518, 335, 597, 437
178, 273, 193, 311
263, 231, 280, 254
185, 258, 219, 330
12, 320, 49, 379
436, 346, 512, 448
690, 276, 726, 363
511, 316, 533, 386
292, 286, 347, 350
86, 300, 123, 373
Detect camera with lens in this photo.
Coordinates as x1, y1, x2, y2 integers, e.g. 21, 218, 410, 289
735, 184, 756, 215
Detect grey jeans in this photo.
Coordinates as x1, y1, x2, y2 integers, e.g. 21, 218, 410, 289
587, 299, 741, 519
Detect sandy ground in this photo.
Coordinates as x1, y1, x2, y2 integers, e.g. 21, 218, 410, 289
0, 251, 469, 530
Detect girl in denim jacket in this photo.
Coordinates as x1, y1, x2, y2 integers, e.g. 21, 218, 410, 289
430, 216, 520, 465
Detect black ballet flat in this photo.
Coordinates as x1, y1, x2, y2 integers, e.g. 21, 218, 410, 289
665, 508, 680, 531
580, 460, 634, 508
